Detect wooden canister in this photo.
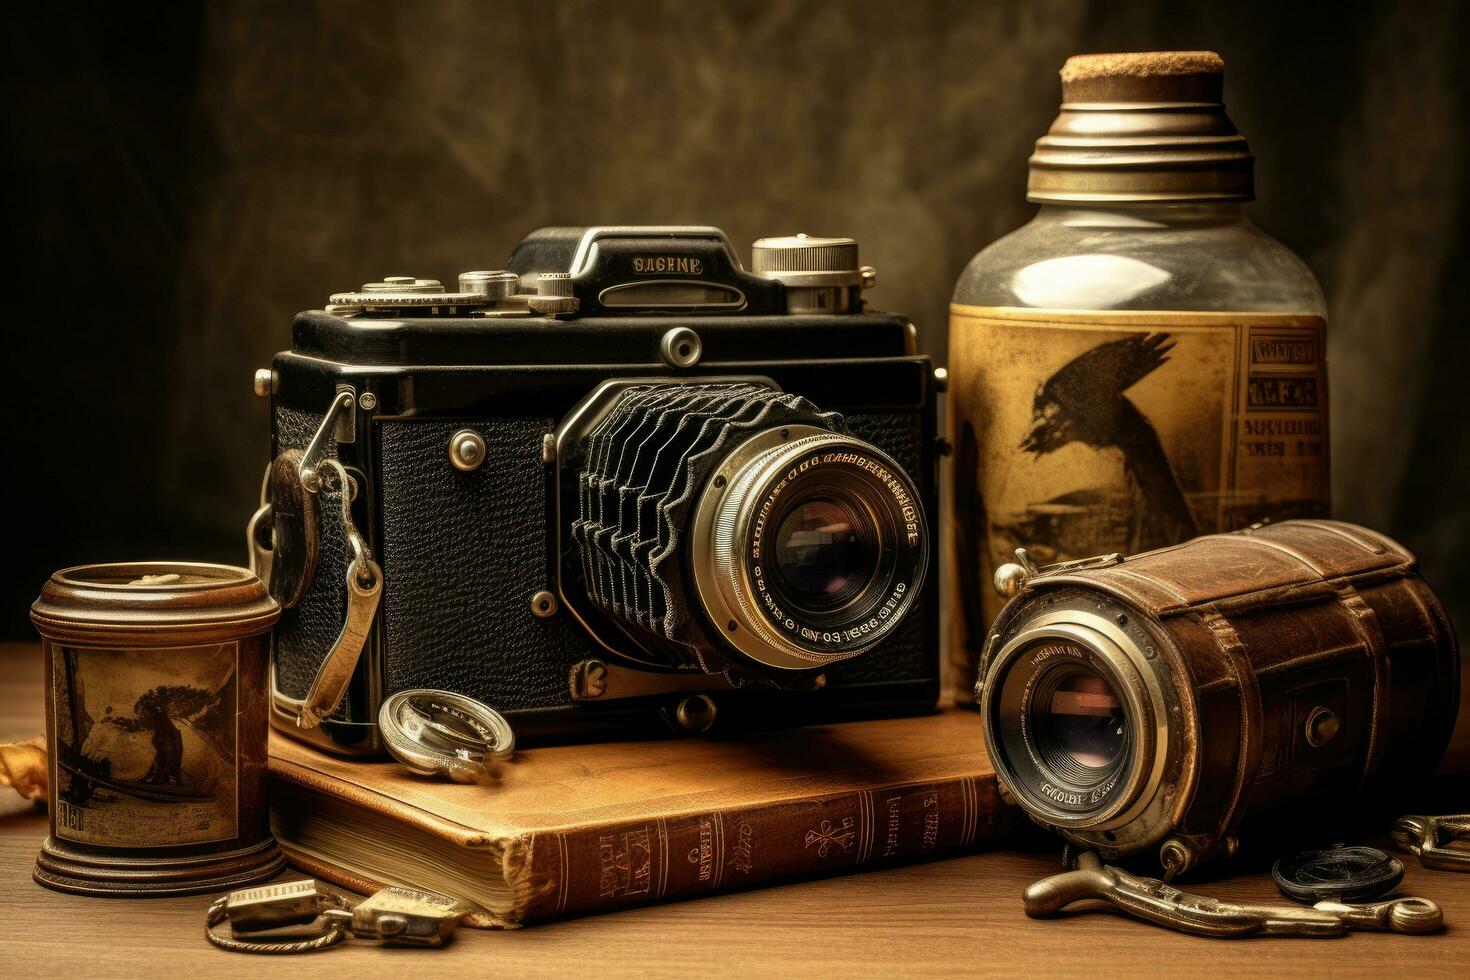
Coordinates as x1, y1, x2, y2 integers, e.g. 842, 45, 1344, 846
30, 562, 284, 896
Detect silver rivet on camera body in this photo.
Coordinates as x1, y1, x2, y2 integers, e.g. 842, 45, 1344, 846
358, 391, 378, 411
531, 589, 558, 618
448, 429, 487, 471
252, 368, 275, 397
1159, 838, 1195, 877
659, 326, 702, 369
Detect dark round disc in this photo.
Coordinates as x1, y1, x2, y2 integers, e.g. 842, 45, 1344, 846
1272, 845, 1405, 903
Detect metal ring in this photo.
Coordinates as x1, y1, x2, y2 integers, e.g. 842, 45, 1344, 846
379, 690, 515, 784
204, 898, 349, 955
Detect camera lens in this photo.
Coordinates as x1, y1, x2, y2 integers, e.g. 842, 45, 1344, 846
1030, 665, 1128, 783
771, 496, 878, 606
982, 628, 1158, 829
692, 425, 928, 672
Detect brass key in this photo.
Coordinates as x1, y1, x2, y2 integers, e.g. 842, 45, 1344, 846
349, 886, 473, 947
1024, 852, 1442, 938
222, 879, 351, 934
205, 879, 472, 954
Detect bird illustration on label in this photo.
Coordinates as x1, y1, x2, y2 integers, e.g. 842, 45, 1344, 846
948, 309, 1330, 705
1016, 332, 1196, 553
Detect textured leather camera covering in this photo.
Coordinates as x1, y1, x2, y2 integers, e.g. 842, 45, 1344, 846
376, 417, 593, 711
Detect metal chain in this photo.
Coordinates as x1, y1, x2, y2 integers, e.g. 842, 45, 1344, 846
204, 896, 349, 955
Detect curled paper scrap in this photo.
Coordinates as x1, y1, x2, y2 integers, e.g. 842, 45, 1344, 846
0, 737, 47, 806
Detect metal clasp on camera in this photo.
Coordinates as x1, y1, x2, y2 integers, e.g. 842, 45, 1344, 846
249, 387, 382, 731
992, 547, 1123, 600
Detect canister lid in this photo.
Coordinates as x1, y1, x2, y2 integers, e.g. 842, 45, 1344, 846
1028, 50, 1254, 204
31, 562, 280, 645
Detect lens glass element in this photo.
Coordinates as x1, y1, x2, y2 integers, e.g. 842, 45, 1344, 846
772, 497, 877, 605
1045, 670, 1126, 770
1021, 654, 1132, 792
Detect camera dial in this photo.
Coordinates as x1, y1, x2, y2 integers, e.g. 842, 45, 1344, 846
326, 272, 518, 315
752, 234, 876, 313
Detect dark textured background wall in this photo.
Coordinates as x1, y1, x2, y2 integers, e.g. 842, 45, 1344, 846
4, 0, 1467, 639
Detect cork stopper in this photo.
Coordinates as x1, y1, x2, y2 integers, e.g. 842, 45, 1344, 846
1028, 50, 1251, 204
1059, 50, 1226, 105
1060, 51, 1224, 85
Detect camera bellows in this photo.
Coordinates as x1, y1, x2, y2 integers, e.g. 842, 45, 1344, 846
573, 383, 841, 675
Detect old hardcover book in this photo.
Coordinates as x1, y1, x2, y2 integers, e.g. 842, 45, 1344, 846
269, 708, 1015, 926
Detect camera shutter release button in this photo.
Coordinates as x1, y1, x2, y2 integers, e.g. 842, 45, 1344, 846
448, 429, 487, 471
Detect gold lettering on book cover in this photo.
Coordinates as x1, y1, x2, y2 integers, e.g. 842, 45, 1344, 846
728, 821, 755, 875
804, 817, 856, 857
921, 792, 941, 851
688, 816, 715, 882
882, 795, 903, 857
597, 827, 654, 900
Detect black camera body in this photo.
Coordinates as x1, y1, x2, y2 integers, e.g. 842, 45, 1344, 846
259, 227, 941, 753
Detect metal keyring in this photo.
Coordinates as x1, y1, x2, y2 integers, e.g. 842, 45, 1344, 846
204, 896, 350, 955
379, 689, 515, 784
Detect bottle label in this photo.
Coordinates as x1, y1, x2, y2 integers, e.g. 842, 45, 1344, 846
946, 307, 1329, 694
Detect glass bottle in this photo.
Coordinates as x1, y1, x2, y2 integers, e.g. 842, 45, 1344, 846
948, 52, 1329, 702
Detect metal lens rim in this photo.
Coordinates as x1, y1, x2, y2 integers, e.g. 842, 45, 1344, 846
981, 620, 1156, 830
690, 425, 928, 671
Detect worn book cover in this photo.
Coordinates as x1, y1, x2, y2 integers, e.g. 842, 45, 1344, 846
269, 708, 1015, 927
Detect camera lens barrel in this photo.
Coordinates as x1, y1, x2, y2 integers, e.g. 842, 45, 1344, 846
976, 520, 1460, 870
980, 597, 1175, 849
691, 425, 928, 671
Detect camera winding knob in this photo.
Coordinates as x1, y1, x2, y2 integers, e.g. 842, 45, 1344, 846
328, 275, 498, 313
751, 234, 874, 289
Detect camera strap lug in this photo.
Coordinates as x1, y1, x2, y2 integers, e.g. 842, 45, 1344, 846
255, 445, 382, 729
1024, 850, 1442, 938
299, 388, 357, 492
288, 458, 381, 729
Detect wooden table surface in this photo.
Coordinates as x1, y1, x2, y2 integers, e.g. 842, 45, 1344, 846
3, 641, 1469, 978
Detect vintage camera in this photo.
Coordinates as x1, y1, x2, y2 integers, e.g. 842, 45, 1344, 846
254, 227, 940, 753
976, 520, 1460, 876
